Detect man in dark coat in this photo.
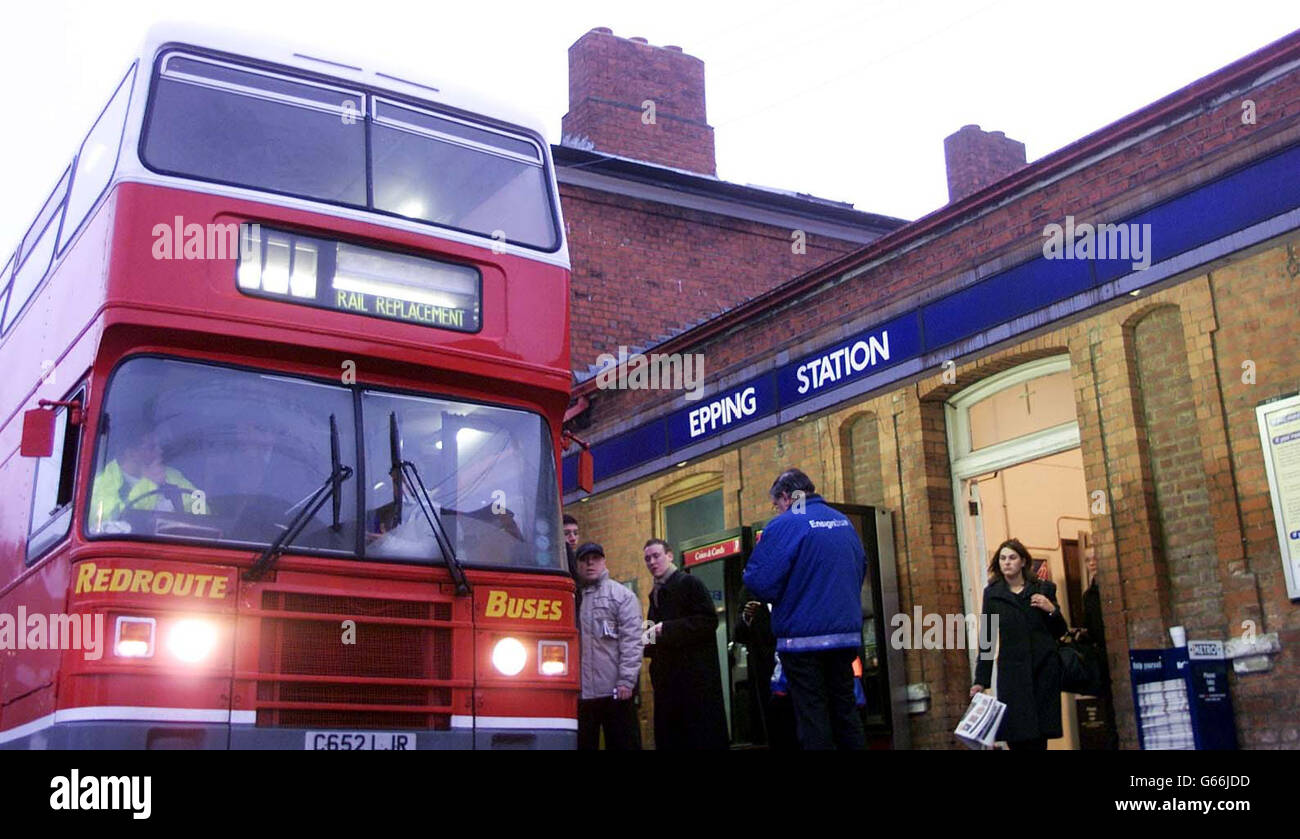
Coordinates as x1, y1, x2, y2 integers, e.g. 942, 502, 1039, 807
734, 586, 775, 745
1078, 544, 1119, 749
734, 585, 799, 749
972, 543, 1068, 750
643, 538, 729, 750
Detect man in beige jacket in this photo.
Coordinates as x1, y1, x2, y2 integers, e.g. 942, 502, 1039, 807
575, 542, 644, 750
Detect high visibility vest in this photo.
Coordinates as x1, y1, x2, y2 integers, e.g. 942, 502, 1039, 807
90, 460, 204, 525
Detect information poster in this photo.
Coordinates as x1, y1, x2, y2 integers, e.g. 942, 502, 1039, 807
1256, 393, 1300, 600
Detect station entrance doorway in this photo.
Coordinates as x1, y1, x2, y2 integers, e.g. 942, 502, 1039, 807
947, 356, 1093, 749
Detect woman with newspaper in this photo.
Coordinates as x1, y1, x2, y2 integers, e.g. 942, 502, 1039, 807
969, 538, 1068, 750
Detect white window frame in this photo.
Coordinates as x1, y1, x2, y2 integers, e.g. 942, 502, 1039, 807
160, 51, 364, 120
945, 355, 1079, 671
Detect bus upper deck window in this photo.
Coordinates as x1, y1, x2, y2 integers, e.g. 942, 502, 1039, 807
142, 52, 367, 207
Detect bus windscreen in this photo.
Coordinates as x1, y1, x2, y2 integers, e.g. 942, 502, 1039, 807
86, 356, 563, 571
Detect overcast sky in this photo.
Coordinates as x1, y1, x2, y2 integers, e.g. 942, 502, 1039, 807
3, 0, 1297, 255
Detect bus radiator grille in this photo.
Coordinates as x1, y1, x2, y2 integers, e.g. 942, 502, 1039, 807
255, 590, 454, 730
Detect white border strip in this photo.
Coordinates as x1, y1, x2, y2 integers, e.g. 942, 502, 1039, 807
450, 715, 578, 731
2, 708, 580, 742
0, 712, 57, 745
1255, 393, 1300, 600
0, 706, 256, 744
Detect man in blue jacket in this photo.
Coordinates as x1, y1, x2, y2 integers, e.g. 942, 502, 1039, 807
743, 468, 866, 750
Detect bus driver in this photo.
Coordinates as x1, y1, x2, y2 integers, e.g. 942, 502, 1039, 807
89, 429, 205, 531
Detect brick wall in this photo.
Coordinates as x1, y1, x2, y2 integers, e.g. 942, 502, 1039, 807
841, 412, 885, 507
1132, 306, 1225, 638
561, 182, 863, 376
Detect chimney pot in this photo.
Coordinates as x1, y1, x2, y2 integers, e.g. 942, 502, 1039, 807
944, 125, 1027, 203
665, 45, 683, 52
592, 27, 613, 34
561, 29, 716, 175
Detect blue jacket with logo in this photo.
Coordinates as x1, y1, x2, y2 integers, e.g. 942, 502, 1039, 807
743, 495, 866, 652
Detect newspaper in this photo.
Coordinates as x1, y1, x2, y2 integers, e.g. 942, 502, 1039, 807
955, 692, 1006, 749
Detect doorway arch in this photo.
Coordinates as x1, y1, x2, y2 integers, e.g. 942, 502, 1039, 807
945, 355, 1091, 749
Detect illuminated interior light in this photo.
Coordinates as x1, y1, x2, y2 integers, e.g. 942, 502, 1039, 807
262, 236, 292, 295
455, 427, 486, 448
290, 241, 318, 298
237, 225, 262, 290
394, 199, 426, 219
336, 244, 476, 297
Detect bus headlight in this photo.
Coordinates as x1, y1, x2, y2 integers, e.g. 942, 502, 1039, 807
538, 640, 568, 676
168, 618, 218, 663
492, 637, 527, 676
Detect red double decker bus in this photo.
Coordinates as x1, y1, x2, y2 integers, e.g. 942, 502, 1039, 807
0, 25, 579, 749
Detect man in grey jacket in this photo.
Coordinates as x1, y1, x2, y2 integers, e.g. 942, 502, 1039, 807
575, 542, 644, 750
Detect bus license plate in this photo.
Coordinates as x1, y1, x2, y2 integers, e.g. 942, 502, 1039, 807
305, 731, 414, 750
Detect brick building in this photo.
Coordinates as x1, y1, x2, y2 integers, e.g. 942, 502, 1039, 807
560, 27, 1300, 749
556, 28, 904, 382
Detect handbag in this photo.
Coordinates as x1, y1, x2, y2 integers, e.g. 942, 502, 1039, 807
1057, 630, 1103, 695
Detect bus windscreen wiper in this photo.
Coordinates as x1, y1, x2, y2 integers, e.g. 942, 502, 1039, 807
389, 411, 471, 596
244, 414, 352, 581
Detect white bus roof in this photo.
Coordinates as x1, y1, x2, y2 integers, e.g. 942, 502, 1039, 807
137, 22, 552, 141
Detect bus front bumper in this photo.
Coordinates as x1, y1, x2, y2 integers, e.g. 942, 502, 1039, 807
1, 719, 576, 750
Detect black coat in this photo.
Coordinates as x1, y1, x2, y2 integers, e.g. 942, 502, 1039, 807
973, 578, 1068, 742
1081, 579, 1111, 685
566, 543, 581, 627
734, 587, 789, 748
734, 587, 776, 694
646, 570, 729, 750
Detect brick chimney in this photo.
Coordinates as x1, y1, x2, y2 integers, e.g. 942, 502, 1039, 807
944, 124, 1027, 203
561, 27, 716, 175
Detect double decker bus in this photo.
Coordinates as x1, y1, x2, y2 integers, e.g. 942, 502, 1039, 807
0, 25, 580, 749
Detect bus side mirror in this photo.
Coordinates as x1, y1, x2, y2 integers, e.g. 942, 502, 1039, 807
578, 449, 594, 494
21, 409, 56, 458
